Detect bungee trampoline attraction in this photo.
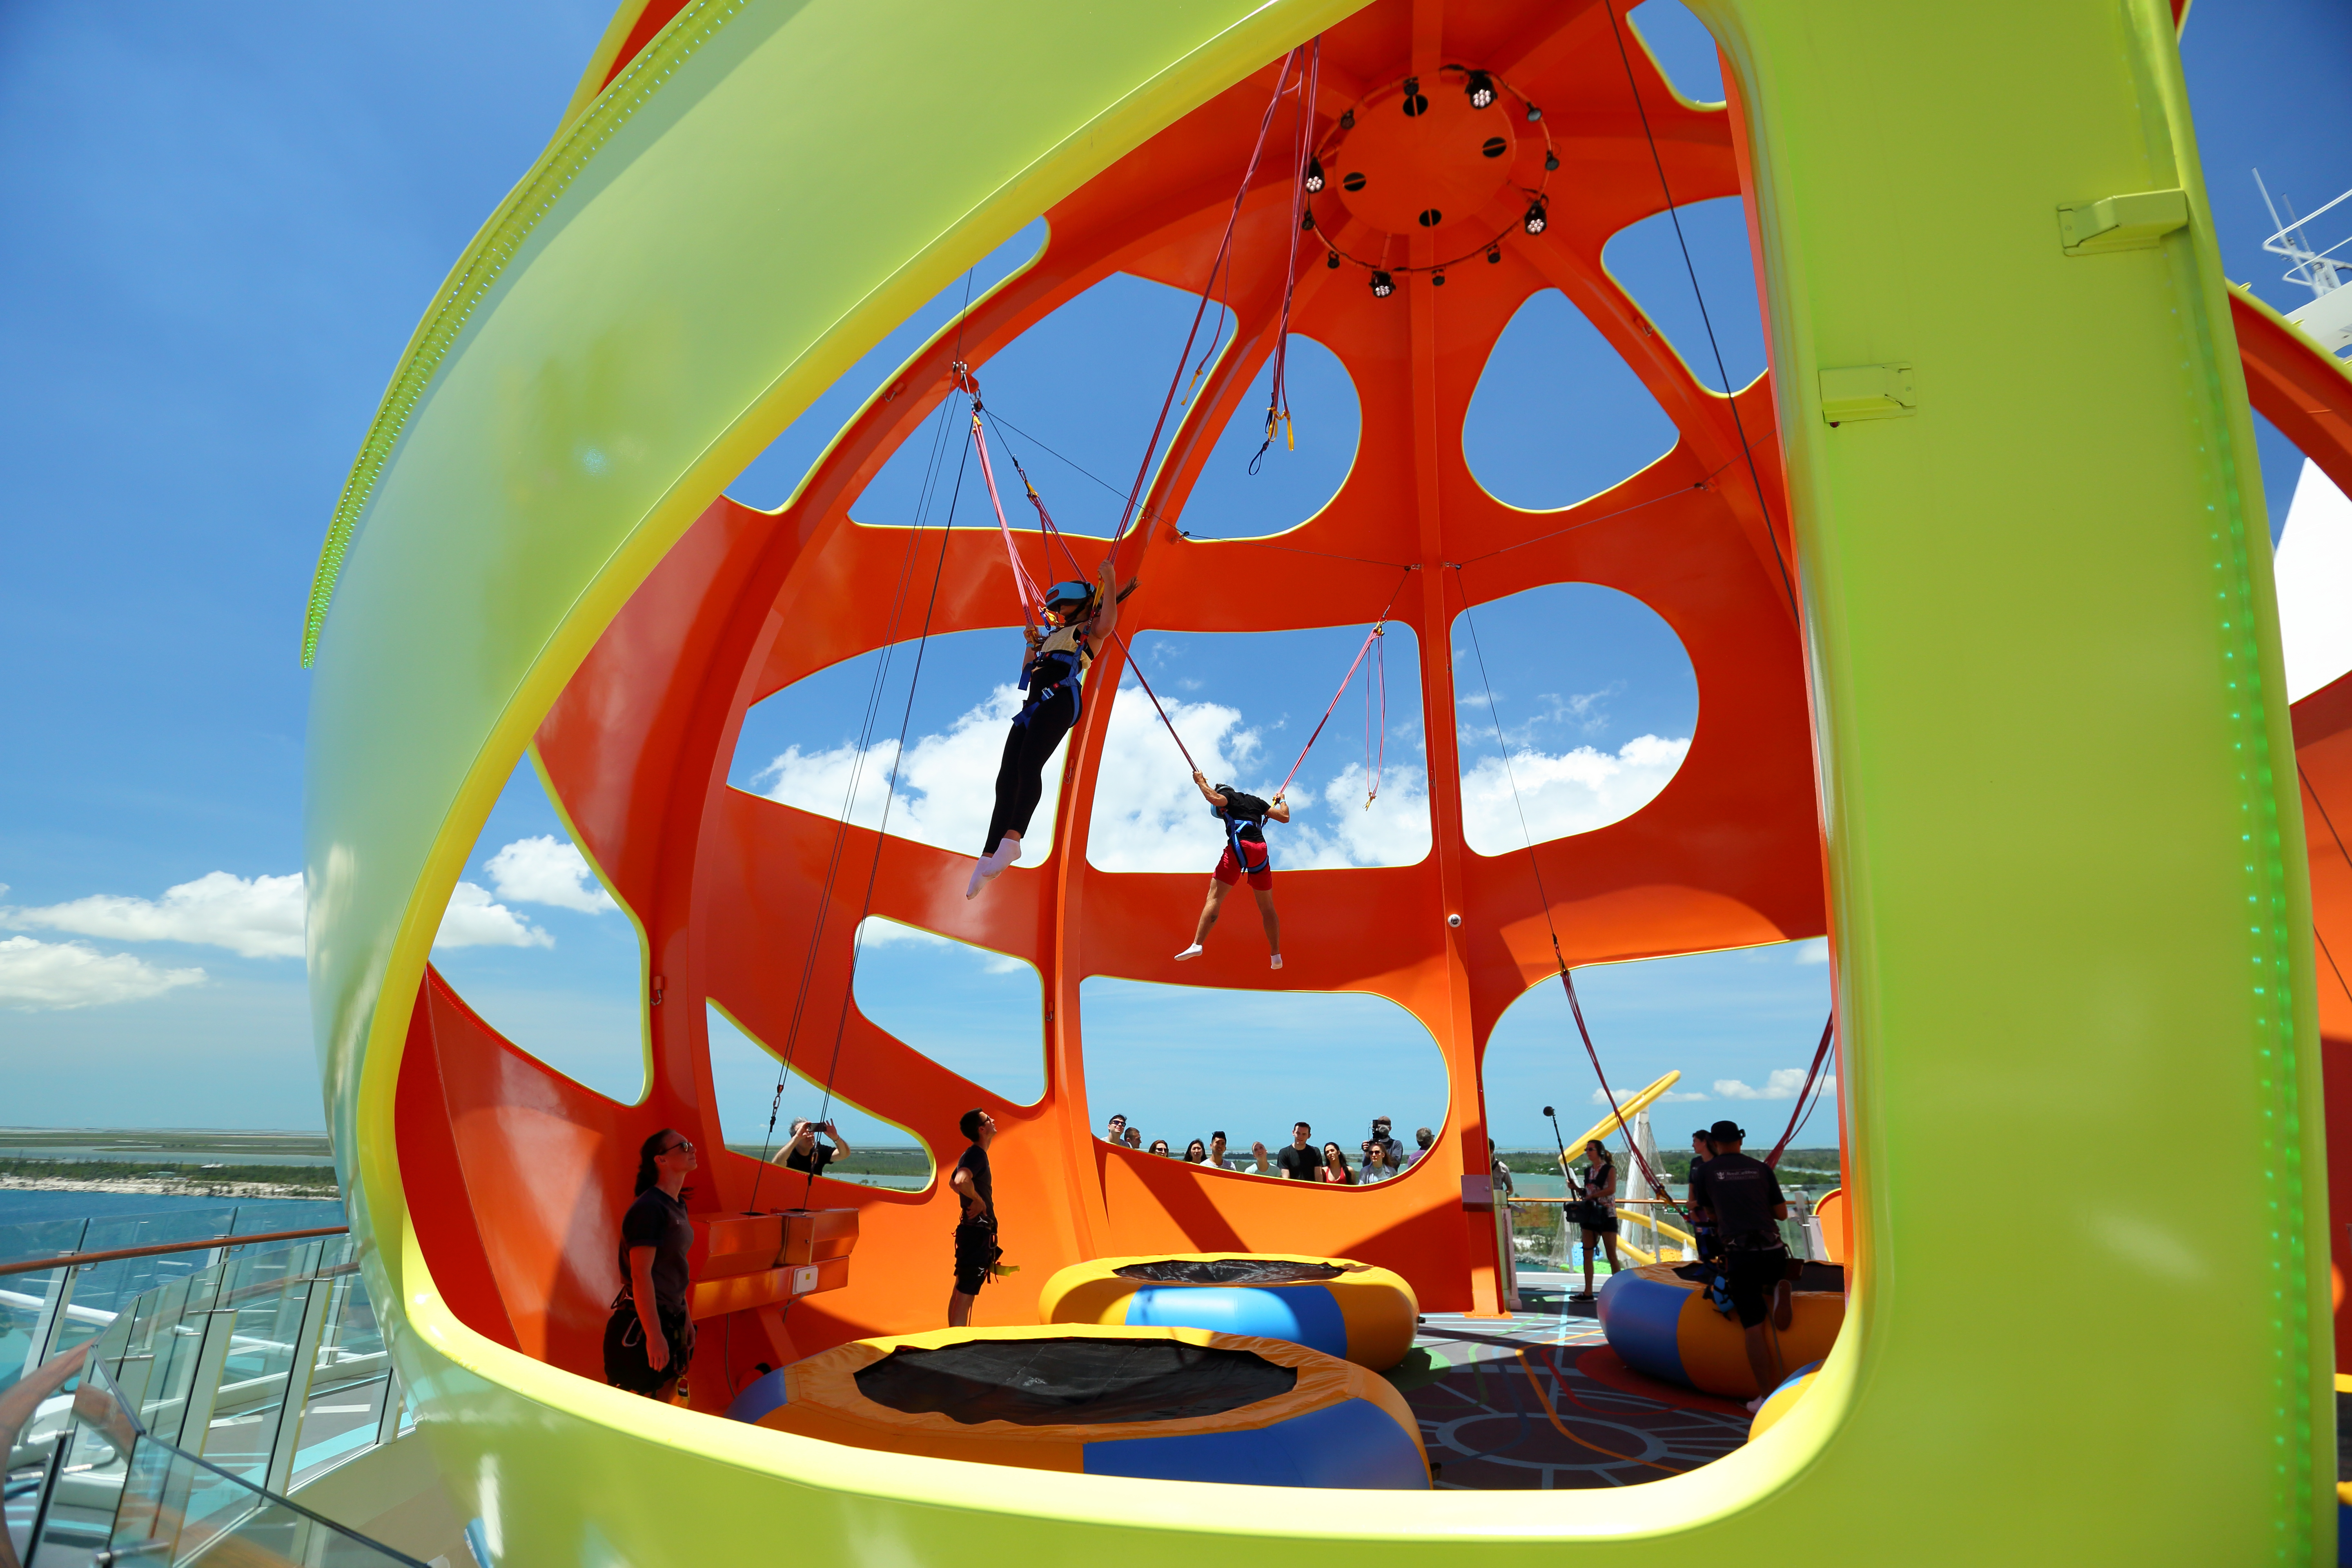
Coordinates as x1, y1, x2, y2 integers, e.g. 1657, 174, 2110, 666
300, 0, 2352, 1559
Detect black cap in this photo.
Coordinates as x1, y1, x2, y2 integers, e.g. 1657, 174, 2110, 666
1708, 1120, 1746, 1143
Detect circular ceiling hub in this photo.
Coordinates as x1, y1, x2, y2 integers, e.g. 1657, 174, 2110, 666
1328, 77, 1519, 240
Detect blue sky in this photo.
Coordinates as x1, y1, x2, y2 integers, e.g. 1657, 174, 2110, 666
1, 0, 2345, 1142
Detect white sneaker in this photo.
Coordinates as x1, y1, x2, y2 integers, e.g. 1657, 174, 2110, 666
1269, 953, 1284, 970
1174, 944, 1203, 962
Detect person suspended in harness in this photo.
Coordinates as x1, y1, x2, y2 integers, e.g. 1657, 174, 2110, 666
1172, 772, 1290, 969
968, 557, 1122, 900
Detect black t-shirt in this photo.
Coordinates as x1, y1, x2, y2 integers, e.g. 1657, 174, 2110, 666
1217, 790, 1270, 843
955, 1145, 993, 1223
1274, 1143, 1321, 1181
1686, 1156, 1715, 1220
617, 1187, 693, 1317
782, 1142, 837, 1176
1688, 1152, 1784, 1247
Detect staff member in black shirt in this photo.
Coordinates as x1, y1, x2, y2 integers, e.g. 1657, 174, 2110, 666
775, 1116, 853, 1178
1686, 1120, 1795, 1410
948, 1107, 1000, 1327
1273, 1121, 1322, 1181
605, 1127, 697, 1401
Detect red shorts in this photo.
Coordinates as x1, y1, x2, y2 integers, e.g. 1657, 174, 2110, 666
1213, 838, 1273, 891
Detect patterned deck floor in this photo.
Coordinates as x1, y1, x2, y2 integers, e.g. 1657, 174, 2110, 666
1400, 1276, 1753, 1490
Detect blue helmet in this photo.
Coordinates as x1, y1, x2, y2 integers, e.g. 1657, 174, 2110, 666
1041, 579, 1095, 624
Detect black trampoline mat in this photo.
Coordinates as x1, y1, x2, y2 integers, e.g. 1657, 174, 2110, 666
1112, 1258, 1347, 1285
855, 1336, 1297, 1426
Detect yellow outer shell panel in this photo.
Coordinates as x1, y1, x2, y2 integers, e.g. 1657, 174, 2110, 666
1746, 1368, 1818, 1442
1038, 1254, 1419, 1371
306, 0, 2330, 1555
751, 1323, 1426, 1479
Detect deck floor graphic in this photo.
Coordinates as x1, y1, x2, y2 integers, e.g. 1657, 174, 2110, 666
1405, 1310, 1751, 1489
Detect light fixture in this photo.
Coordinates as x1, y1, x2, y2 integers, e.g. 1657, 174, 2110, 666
1300, 209, 1315, 231
1486, 244, 1502, 264
1431, 269, 1447, 287
1525, 103, 1543, 122
1523, 199, 1548, 235
1465, 71, 1497, 110
1339, 109, 1354, 129
1370, 270, 1395, 298
1304, 156, 1325, 194
1326, 250, 1341, 270
1546, 151, 1560, 172
1401, 76, 1427, 117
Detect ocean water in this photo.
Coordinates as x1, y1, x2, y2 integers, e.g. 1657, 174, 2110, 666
0, 1189, 344, 1240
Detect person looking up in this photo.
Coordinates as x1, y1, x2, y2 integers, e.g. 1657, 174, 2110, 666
1316, 1142, 1356, 1185
1172, 773, 1289, 969
1123, 1127, 1143, 1151
1403, 1127, 1436, 1170
1686, 1120, 1795, 1410
969, 559, 1123, 900
1360, 1142, 1395, 1183
775, 1117, 852, 1178
1245, 1139, 1274, 1175
1363, 1117, 1405, 1169
1148, 1138, 1173, 1157
1209, 1131, 1230, 1170
947, 1108, 1001, 1327
1571, 1140, 1621, 1301
1183, 1138, 1210, 1165
1274, 1122, 1321, 1181
1104, 1114, 1128, 1146
605, 1129, 697, 1402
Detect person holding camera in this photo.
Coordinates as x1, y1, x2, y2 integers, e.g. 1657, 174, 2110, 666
1686, 1120, 1795, 1410
775, 1116, 852, 1178
1569, 1139, 1621, 1301
1361, 1116, 1404, 1171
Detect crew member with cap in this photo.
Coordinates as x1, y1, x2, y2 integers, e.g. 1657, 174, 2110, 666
1172, 771, 1290, 969
1686, 1119, 1795, 1410
969, 557, 1123, 900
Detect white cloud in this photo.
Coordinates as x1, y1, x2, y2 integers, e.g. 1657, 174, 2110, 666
1713, 1068, 1838, 1101
0, 936, 205, 1010
754, 684, 1062, 860
486, 836, 617, 914
1459, 735, 1690, 856
434, 882, 552, 949
856, 915, 1028, 975
1792, 938, 1829, 964
2, 871, 305, 959
1592, 1087, 1709, 1105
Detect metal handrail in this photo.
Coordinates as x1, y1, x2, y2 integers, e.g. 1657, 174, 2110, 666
0, 1226, 347, 1279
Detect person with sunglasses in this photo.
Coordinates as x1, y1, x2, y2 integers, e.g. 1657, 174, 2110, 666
604, 1128, 698, 1401
968, 557, 1124, 900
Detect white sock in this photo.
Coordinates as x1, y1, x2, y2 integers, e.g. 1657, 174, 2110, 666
1174, 944, 1203, 962
1269, 953, 1284, 970
980, 837, 1022, 878
965, 866, 988, 900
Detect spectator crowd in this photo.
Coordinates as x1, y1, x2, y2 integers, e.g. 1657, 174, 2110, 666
1096, 1113, 1439, 1185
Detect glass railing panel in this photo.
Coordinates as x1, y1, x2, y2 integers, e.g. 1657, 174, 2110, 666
31, 1360, 423, 1568
290, 1271, 390, 1487
190, 1243, 333, 1486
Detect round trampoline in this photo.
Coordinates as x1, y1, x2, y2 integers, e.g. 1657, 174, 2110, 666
726, 1323, 1428, 1488
1038, 1254, 1419, 1371
1745, 1360, 1824, 1440
1598, 1261, 1845, 1400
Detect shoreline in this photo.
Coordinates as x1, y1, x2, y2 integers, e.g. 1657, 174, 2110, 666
0, 1176, 339, 1201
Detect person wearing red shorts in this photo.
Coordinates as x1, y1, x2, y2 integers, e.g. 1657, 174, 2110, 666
1173, 770, 1290, 969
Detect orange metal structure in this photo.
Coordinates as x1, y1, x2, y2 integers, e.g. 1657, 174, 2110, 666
386, 0, 2352, 1413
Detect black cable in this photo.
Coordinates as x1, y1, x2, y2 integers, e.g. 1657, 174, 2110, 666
1598, 1, 1799, 625
2296, 762, 2352, 1006
748, 270, 978, 1211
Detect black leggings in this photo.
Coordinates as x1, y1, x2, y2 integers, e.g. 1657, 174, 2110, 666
983, 692, 1076, 855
